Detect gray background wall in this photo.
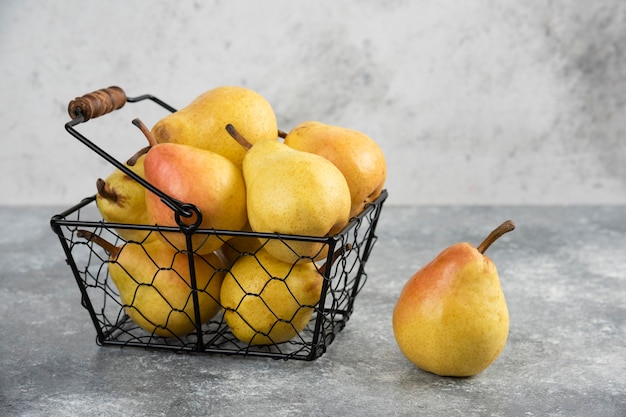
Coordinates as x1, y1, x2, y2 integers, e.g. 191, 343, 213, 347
2, 0, 625, 206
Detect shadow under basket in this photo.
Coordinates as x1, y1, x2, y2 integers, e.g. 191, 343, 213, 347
50, 190, 387, 361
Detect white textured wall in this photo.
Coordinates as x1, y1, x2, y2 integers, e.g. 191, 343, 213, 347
2, 0, 625, 206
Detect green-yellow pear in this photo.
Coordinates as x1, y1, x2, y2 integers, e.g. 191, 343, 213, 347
134, 119, 247, 254
95, 153, 156, 243
151, 86, 278, 168
76, 230, 225, 338
283, 121, 387, 218
392, 220, 515, 377
220, 248, 324, 345
227, 125, 351, 264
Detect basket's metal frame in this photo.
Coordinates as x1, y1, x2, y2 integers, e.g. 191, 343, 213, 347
50, 87, 388, 360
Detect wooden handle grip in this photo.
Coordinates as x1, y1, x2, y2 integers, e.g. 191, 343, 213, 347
67, 86, 127, 121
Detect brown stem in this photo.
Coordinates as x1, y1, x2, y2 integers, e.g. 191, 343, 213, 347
96, 178, 118, 202
76, 229, 121, 259
477, 220, 515, 254
278, 129, 288, 139
319, 243, 353, 275
225, 124, 252, 150
126, 145, 150, 166
132, 118, 158, 147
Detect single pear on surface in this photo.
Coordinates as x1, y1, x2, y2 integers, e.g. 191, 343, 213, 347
392, 220, 515, 377
220, 248, 324, 345
227, 125, 351, 264
151, 86, 278, 168
283, 121, 387, 218
95, 153, 155, 242
134, 119, 248, 254
77, 230, 225, 338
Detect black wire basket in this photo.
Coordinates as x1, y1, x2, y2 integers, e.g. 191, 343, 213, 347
50, 86, 387, 361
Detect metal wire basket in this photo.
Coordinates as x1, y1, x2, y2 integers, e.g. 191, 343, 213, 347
50, 86, 387, 361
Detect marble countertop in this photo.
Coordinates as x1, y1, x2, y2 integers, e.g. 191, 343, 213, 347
1, 205, 624, 417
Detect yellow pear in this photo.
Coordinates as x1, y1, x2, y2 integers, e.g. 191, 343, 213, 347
77, 230, 225, 338
283, 121, 387, 218
227, 125, 351, 264
215, 224, 266, 269
220, 248, 323, 345
134, 119, 247, 254
95, 153, 156, 242
392, 220, 515, 377
151, 86, 278, 168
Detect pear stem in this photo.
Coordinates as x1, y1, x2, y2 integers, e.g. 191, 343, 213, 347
278, 129, 288, 139
225, 124, 252, 150
476, 220, 515, 254
132, 118, 159, 147
77, 229, 121, 259
96, 178, 118, 202
126, 145, 150, 166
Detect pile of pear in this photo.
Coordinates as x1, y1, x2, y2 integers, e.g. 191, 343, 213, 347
84, 85, 387, 345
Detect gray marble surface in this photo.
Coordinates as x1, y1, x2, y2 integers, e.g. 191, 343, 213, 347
1, 205, 625, 417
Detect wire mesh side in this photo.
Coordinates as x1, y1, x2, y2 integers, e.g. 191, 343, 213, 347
51, 190, 387, 360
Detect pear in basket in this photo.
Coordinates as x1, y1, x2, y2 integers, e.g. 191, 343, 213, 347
227, 124, 351, 264
150, 85, 278, 168
133, 119, 247, 254
283, 121, 387, 219
220, 248, 323, 345
215, 223, 266, 269
95, 153, 155, 243
77, 230, 224, 338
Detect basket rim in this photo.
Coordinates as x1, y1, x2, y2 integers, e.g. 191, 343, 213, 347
50, 189, 388, 243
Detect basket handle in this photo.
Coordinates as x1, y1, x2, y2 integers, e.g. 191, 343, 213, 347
64, 87, 202, 229
67, 86, 128, 122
